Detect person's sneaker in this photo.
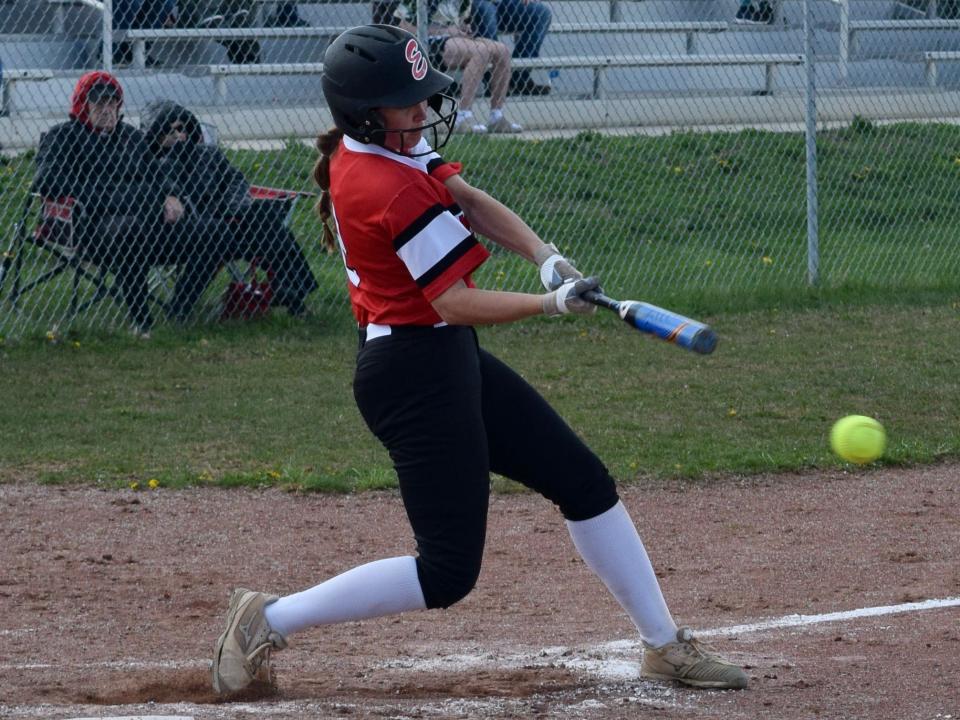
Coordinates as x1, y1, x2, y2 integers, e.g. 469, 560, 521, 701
129, 323, 152, 340
453, 117, 487, 134
640, 628, 748, 689
487, 115, 523, 134
198, 13, 226, 27
212, 588, 288, 694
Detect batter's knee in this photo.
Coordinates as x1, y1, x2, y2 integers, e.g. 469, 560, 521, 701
416, 551, 483, 609
556, 463, 620, 522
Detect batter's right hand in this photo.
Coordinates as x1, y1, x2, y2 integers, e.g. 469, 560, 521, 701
542, 277, 600, 316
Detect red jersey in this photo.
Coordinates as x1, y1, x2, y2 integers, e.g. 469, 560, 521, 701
329, 136, 490, 327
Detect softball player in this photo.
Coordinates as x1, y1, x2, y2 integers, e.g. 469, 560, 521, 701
212, 24, 747, 695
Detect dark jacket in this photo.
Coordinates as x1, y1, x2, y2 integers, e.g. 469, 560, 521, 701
140, 99, 319, 306
32, 72, 172, 233
141, 100, 250, 219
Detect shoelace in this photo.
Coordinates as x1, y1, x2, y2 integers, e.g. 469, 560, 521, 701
244, 641, 275, 675
676, 632, 727, 663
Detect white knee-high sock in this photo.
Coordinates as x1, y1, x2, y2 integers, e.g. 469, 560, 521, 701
566, 501, 678, 647
264, 556, 426, 637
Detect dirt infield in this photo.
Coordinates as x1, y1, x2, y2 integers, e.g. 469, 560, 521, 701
1, 465, 958, 720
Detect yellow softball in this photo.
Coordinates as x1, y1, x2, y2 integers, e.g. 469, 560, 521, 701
830, 415, 886, 464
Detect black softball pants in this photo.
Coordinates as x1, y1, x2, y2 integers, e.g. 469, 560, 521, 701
353, 324, 619, 610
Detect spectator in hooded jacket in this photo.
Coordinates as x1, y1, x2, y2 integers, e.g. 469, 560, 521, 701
141, 99, 318, 315
32, 71, 234, 337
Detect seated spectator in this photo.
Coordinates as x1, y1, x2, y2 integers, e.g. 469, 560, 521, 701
178, 0, 261, 63
113, 0, 176, 66
141, 100, 318, 316
470, 0, 552, 95
32, 72, 235, 337
393, 0, 522, 134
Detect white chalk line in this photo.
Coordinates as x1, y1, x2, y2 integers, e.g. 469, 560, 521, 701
379, 595, 960, 680
2, 596, 957, 679
696, 595, 960, 639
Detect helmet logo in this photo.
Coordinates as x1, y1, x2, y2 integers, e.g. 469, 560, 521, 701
404, 39, 428, 81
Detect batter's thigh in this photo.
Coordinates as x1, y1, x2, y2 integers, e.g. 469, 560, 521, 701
354, 327, 492, 608
479, 348, 619, 521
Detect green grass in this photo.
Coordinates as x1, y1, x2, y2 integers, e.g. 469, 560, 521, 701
3, 123, 960, 489
2, 297, 959, 490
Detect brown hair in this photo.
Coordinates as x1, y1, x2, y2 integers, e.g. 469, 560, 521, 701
313, 127, 345, 252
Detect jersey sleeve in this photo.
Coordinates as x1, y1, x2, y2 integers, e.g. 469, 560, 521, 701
427, 157, 462, 182
410, 138, 463, 182
384, 181, 489, 302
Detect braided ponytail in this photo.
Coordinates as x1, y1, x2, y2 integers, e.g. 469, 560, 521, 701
313, 127, 344, 252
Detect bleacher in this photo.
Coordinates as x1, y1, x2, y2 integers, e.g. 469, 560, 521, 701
2, 0, 960, 149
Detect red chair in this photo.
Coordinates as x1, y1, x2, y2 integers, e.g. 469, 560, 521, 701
219, 185, 313, 320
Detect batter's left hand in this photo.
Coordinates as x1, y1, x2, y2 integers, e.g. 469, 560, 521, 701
534, 243, 584, 291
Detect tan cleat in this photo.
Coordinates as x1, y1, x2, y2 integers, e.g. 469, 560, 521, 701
641, 628, 748, 689
212, 587, 288, 694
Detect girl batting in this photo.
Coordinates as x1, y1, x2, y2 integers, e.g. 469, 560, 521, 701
212, 24, 747, 695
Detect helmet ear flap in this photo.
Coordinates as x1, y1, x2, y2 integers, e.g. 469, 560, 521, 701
427, 93, 443, 114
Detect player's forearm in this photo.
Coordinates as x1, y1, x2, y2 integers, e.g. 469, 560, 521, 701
431, 283, 543, 326
445, 176, 544, 261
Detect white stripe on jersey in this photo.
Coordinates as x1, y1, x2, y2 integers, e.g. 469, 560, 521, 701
396, 210, 472, 282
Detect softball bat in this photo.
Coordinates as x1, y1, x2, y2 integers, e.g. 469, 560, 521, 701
582, 290, 718, 355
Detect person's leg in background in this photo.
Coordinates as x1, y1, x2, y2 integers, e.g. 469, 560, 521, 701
161, 215, 234, 323
496, 0, 552, 95
217, 0, 262, 62
443, 37, 495, 133
478, 39, 522, 133
131, 0, 177, 64
111, 252, 154, 336
89, 215, 156, 336
265, 2, 309, 26
470, 0, 499, 40
111, 0, 145, 65
235, 201, 318, 316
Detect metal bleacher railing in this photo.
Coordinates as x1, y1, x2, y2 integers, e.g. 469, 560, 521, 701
2, 1, 958, 121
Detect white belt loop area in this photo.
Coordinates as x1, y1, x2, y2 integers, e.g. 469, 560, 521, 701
365, 323, 392, 341
363, 321, 449, 342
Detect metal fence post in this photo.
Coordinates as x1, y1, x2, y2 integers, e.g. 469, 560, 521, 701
102, 0, 113, 72
804, 0, 819, 286
416, 0, 428, 48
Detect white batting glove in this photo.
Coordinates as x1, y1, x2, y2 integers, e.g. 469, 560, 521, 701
542, 277, 600, 317
534, 243, 584, 291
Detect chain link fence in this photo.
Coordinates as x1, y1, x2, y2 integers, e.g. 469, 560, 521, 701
2, 0, 959, 339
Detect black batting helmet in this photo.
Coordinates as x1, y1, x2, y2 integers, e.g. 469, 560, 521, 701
321, 24, 457, 153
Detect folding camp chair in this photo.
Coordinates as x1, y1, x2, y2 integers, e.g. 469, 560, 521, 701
2, 195, 120, 323
248, 184, 304, 223
0, 194, 176, 330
